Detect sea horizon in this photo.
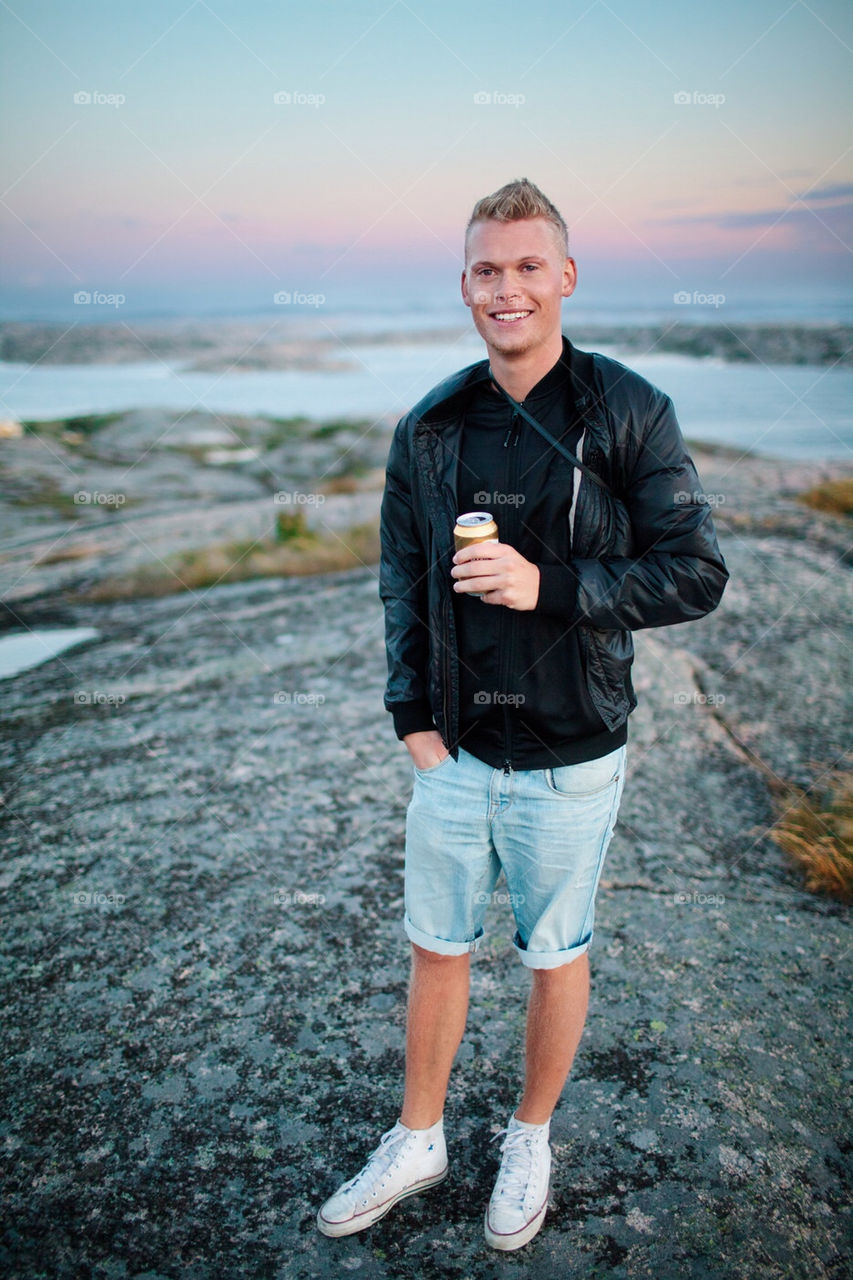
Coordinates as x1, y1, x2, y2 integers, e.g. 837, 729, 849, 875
3, 274, 853, 329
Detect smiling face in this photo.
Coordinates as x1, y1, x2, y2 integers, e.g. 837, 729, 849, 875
461, 217, 577, 364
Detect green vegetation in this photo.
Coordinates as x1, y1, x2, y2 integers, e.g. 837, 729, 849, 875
310, 418, 371, 438
22, 412, 124, 438
274, 509, 312, 542
8, 479, 80, 516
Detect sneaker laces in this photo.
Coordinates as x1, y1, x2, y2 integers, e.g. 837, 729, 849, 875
339, 1124, 415, 1199
490, 1126, 545, 1209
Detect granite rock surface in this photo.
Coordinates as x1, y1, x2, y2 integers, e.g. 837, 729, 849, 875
1, 448, 851, 1279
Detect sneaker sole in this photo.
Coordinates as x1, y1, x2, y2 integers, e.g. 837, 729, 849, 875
316, 1166, 449, 1238
484, 1199, 548, 1251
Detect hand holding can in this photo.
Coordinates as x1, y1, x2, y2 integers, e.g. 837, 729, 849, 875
453, 512, 499, 599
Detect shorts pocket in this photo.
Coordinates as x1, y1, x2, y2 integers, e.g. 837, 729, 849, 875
414, 751, 454, 776
544, 749, 622, 796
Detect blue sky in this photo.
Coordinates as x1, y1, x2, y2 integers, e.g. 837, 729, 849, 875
1, 0, 852, 317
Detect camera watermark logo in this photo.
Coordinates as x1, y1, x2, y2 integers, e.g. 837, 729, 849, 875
273, 888, 326, 906
73, 90, 126, 108
74, 689, 127, 707
673, 290, 725, 308
473, 889, 525, 906
473, 91, 525, 107
673, 490, 726, 507
74, 490, 127, 507
673, 91, 725, 108
273, 690, 326, 706
73, 290, 126, 309
673, 691, 725, 707
273, 490, 325, 506
71, 889, 127, 906
273, 290, 325, 307
473, 489, 525, 507
473, 690, 525, 706
673, 890, 726, 906
273, 90, 325, 108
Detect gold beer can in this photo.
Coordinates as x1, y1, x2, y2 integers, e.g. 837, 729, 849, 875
453, 511, 499, 598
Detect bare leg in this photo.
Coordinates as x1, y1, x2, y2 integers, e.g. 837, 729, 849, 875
399, 943, 470, 1129
515, 952, 590, 1124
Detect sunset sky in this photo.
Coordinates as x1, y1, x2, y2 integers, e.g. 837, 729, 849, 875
2, 0, 852, 318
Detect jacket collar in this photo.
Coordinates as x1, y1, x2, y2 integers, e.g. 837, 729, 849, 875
412, 334, 598, 430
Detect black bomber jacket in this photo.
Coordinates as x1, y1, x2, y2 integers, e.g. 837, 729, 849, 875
378, 335, 729, 769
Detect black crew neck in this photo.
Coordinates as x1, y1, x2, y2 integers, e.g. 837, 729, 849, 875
487, 335, 572, 404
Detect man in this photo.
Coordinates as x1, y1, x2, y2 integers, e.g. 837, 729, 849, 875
317, 179, 728, 1250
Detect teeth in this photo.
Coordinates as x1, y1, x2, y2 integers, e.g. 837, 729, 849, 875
494, 311, 529, 321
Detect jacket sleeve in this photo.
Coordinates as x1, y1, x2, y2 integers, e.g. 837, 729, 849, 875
537, 390, 728, 629
379, 417, 437, 738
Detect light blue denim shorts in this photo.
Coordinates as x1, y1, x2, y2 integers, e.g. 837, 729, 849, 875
404, 743, 626, 969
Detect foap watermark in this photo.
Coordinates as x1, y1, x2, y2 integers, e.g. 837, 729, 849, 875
273, 290, 325, 307
74, 689, 127, 707
273, 90, 325, 108
473, 889, 526, 907
473, 91, 525, 107
673, 890, 726, 907
673, 90, 725, 108
74, 490, 127, 507
473, 691, 525, 706
73, 290, 126, 309
673, 290, 725, 308
473, 489, 525, 507
274, 490, 325, 506
273, 889, 326, 906
673, 691, 725, 707
71, 889, 127, 907
73, 90, 126, 108
273, 690, 326, 706
674, 490, 726, 507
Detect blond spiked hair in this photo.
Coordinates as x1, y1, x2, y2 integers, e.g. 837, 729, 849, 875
465, 178, 569, 260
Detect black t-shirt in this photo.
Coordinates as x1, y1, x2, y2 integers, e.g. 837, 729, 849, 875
452, 344, 626, 768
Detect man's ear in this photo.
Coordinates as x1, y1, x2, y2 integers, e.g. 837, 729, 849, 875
562, 257, 578, 299
461, 269, 471, 308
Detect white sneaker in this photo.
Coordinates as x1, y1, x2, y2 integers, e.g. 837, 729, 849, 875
484, 1113, 551, 1251
317, 1117, 447, 1237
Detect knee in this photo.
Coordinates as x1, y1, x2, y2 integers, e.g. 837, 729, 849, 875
530, 952, 589, 981
411, 942, 469, 965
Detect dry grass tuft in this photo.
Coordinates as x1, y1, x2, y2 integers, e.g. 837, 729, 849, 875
797, 478, 853, 518
770, 772, 853, 903
81, 517, 381, 602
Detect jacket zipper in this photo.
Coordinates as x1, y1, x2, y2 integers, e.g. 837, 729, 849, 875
500, 409, 520, 773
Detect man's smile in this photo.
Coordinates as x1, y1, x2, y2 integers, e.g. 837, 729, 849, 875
489, 309, 533, 324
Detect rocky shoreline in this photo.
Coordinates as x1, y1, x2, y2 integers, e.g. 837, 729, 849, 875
1, 400, 851, 609
2, 316, 851, 370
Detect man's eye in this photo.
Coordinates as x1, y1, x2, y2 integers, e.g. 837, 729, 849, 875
477, 268, 494, 277
522, 263, 539, 271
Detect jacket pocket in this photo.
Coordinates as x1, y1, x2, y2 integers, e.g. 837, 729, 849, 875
584, 628, 635, 728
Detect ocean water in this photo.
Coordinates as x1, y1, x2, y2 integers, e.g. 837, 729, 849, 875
0, 628, 99, 679
0, 323, 851, 461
